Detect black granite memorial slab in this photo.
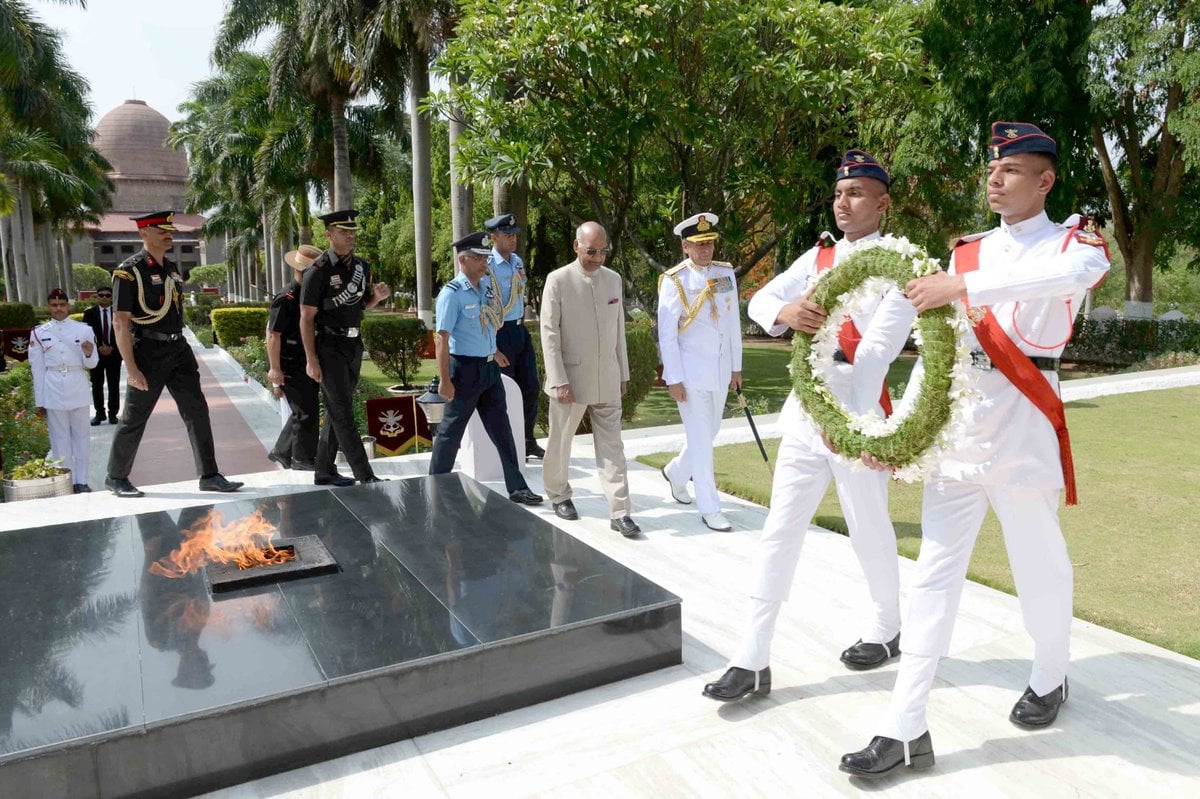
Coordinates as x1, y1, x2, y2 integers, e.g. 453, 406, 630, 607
0, 475, 681, 799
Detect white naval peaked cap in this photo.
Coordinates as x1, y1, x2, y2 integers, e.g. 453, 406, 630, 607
673, 212, 721, 242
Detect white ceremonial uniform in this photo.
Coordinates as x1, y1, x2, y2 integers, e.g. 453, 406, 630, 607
657, 258, 743, 515
28, 318, 99, 485
729, 232, 915, 669
880, 211, 1110, 741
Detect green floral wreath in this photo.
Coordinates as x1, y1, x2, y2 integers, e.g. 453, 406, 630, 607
790, 245, 957, 468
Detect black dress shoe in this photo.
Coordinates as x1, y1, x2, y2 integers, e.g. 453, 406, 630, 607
553, 500, 579, 520
291, 459, 316, 471
105, 477, 144, 498
702, 667, 771, 701
509, 488, 544, 505
267, 450, 292, 469
199, 474, 244, 492
108, 414, 119, 424
610, 516, 641, 537
840, 632, 901, 670
91, 414, 104, 426
840, 731, 935, 779
526, 442, 545, 459
315, 474, 355, 487
1010, 677, 1068, 728
72, 484, 92, 494
360, 476, 386, 484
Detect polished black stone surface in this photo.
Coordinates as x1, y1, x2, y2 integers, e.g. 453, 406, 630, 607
0, 474, 681, 798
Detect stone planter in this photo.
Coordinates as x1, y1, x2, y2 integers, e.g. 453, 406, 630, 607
3, 471, 73, 502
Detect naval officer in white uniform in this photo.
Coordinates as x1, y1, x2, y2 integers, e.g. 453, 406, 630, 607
29, 288, 99, 492
704, 150, 916, 702
656, 212, 743, 532
840, 121, 1111, 780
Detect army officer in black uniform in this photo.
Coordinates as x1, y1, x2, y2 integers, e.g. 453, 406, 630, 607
266, 244, 322, 470
105, 211, 244, 498
300, 209, 391, 486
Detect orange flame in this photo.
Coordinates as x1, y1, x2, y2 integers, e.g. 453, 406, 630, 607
149, 508, 295, 578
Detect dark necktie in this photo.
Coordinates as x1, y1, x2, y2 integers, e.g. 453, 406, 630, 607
101, 308, 109, 344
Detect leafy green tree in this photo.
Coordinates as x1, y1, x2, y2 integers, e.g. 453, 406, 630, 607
432, 0, 926, 300
1088, 0, 1200, 315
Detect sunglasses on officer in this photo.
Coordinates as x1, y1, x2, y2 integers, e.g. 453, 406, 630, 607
583, 247, 610, 256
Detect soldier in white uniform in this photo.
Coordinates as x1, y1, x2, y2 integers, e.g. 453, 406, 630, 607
840, 122, 1111, 779
28, 288, 99, 493
704, 151, 916, 702
657, 212, 743, 531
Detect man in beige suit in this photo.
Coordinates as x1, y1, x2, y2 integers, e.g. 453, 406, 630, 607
540, 221, 641, 537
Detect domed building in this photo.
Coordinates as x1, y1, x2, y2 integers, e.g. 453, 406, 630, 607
71, 99, 224, 274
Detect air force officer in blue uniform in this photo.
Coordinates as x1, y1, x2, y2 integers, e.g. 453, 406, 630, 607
486, 212, 544, 459
428, 231, 544, 506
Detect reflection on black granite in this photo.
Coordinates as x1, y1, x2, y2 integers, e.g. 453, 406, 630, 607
133, 509, 327, 723
334, 474, 679, 643
0, 517, 138, 756
274, 488, 476, 677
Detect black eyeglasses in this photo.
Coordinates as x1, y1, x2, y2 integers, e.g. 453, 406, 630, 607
96, 293, 112, 298
583, 247, 611, 256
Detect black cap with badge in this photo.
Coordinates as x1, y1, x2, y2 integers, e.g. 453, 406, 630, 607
484, 213, 520, 233
452, 231, 493, 255
318, 209, 359, 230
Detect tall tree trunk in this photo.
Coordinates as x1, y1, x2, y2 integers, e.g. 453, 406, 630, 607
0, 215, 12, 302
279, 219, 292, 288
262, 208, 275, 297
448, 96, 473, 241
298, 192, 313, 245
20, 189, 43, 302
13, 184, 33, 302
410, 38, 433, 327
59, 235, 72, 296
330, 94, 354, 210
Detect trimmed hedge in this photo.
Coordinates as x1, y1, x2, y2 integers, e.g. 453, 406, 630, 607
72, 263, 112, 292
211, 306, 270, 346
531, 317, 659, 435
362, 314, 426, 389
0, 302, 36, 329
1065, 317, 1200, 365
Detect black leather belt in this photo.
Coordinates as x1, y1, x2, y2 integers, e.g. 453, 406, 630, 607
501, 319, 523, 327
970, 351, 1060, 372
321, 326, 360, 338
135, 330, 184, 342
451, 353, 494, 363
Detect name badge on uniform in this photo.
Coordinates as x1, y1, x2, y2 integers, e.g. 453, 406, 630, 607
330, 274, 343, 287
151, 274, 162, 285
465, 303, 477, 310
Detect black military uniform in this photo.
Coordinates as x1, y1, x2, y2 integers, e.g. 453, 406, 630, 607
106, 211, 242, 497
267, 277, 319, 468
300, 209, 379, 484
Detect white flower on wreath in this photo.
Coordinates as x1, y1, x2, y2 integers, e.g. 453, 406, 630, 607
801, 234, 980, 481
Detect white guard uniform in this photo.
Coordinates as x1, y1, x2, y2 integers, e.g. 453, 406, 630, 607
657, 258, 743, 515
730, 232, 915, 669
28, 318, 99, 485
880, 211, 1110, 741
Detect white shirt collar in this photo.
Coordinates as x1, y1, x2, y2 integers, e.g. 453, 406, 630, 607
841, 230, 882, 249
1000, 211, 1052, 239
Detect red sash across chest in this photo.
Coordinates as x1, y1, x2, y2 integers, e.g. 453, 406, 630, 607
954, 239, 1078, 505
815, 245, 893, 416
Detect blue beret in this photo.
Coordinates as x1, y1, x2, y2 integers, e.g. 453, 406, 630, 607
835, 150, 890, 188
988, 122, 1057, 161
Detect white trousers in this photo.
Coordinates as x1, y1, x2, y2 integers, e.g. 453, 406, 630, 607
46, 406, 92, 485
730, 432, 901, 670
878, 479, 1071, 740
665, 386, 727, 515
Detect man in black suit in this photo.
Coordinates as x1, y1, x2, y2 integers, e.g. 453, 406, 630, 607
83, 285, 121, 425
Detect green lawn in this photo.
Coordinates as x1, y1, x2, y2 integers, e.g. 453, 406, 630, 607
638, 385, 1200, 660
